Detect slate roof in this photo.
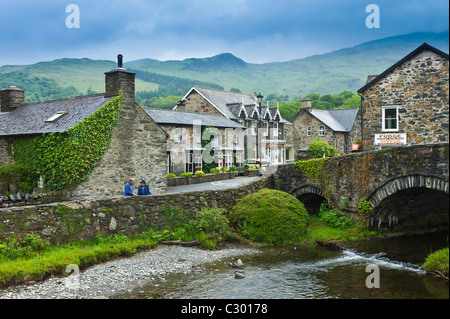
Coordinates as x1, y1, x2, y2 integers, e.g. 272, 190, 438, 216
188, 87, 260, 120
0, 94, 113, 136
328, 109, 360, 132
292, 108, 359, 133
358, 42, 450, 94
143, 108, 246, 129
177, 86, 293, 126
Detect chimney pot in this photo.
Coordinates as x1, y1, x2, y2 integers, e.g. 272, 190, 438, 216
118, 54, 123, 68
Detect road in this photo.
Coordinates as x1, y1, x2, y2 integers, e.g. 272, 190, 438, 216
166, 176, 260, 194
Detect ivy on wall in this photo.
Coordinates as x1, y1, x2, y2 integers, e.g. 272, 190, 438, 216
11, 93, 123, 191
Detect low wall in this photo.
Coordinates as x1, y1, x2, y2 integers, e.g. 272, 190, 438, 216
167, 172, 234, 187
0, 175, 273, 244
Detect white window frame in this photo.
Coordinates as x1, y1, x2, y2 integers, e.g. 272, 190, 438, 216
251, 122, 257, 136
307, 126, 312, 136
174, 128, 183, 143
382, 105, 399, 132
318, 125, 325, 137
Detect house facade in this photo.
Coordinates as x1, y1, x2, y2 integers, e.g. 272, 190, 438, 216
174, 87, 297, 165
291, 99, 360, 154
358, 43, 449, 151
0, 56, 168, 199
143, 108, 246, 175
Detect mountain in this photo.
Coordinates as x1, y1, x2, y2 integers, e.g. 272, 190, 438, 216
0, 31, 448, 101
125, 31, 449, 96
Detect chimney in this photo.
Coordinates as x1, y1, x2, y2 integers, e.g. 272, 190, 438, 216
105, 54, 136, 104
301, 98, 312, 112
1, 86, 25, 112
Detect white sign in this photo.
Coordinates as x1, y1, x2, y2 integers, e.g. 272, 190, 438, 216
374, 133, 407, 146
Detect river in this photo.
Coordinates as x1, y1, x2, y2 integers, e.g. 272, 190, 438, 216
113, 230, 448, 299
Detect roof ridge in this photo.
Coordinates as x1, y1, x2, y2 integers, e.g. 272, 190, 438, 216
22, 93, 107, 106
193, 86, 256, 98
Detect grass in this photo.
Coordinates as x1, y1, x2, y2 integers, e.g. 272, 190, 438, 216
305, 215, 378, 244
423, 248, 449, 279
0, 234, 158, 287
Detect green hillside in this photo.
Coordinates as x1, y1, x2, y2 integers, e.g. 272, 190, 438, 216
126, 31, 449, 96
0, 31, 448, 104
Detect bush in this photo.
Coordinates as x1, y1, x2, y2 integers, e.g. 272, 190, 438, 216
230, 189, 309, 245
318, 202, 354, 229
0, 234, 50, 261
180, 172, 193, 178
192, 207, 234, 249
307, 141, 337, 158
194, 171, 205, 176
230, 165, 237, 171
210, 168, 220, 174
166, 173, 177, 179
423, 248, 449, 278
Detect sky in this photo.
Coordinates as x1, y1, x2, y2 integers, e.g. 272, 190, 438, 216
0, 0, 448, 65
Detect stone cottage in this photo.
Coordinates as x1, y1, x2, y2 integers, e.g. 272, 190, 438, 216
0, 56, 168, 199
174, 86, 298, 165
290, 98, 360, 154
143, 108, 246, 174
357, 42, 449, 150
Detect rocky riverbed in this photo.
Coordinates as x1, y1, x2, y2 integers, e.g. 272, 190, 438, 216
0, 245, 261, 299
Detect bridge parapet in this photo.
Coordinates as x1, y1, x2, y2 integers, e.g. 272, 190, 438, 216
275, 143, 449, 221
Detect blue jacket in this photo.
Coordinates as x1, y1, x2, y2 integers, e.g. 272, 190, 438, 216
138, 185, 152, 196
124, 182, 134, 196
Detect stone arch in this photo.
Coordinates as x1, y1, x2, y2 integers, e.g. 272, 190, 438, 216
368, 175, 449, 229
368, 175, 449, 208
292, 185, 328, 214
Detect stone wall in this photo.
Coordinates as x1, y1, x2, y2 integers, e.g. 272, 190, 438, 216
275, 143, 449, 228
360, 50, 449, 151
292, 110, 359, 154
0, 137, 13, 194
0, 175, 273, 244
71, 69, 169, 200
176, 91, 223, 116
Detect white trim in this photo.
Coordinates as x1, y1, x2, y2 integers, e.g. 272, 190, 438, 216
382, 105, 399, 132
318, 125, 325, 137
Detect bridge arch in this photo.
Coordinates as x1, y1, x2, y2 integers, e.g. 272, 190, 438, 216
292, 186, 328, 214
368, 175, 449, 229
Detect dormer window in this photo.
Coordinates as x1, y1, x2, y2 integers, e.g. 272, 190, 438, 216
45, 111, 68, 123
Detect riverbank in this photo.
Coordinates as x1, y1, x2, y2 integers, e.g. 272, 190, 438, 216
0, 244, 261, 299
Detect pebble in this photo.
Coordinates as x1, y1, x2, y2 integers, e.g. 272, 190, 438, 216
0, 244, 259, 299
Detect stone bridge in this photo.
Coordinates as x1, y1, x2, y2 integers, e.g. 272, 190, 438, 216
274, 143, 449, 229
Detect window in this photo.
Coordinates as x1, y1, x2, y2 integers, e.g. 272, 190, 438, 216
45, 111, 68, 123
318, 125, 325, 136
251, 122, 257, 136
307, 126, 312, 136
174, 128, 183, 143
273, 122, 278, 138
382, 106, 398, 132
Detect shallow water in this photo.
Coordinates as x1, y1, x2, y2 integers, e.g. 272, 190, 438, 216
114, 230, 449, 299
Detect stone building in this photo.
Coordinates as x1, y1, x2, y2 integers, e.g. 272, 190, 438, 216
143, 108, 246, 174
174, 87, 297, 165
0, 56, 168, 199
290, 99, 360, 154
357, 43, 449, 151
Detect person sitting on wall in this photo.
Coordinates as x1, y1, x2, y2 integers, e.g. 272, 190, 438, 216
137, 180, 152, 196
124, 178, 137, 197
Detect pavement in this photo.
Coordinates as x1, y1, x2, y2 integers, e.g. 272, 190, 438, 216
166, 176, 260, 194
